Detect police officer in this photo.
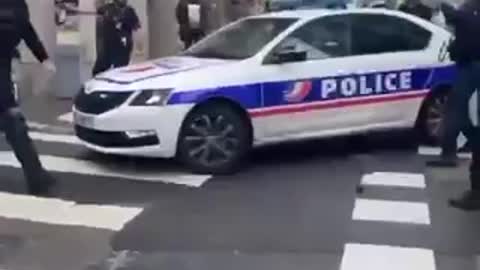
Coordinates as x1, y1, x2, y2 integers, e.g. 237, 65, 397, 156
92, 0, 140, 76
398, 0, 434, 20
176, 0, 211, 49
434, 0, 480, 210
0, 0, 57, 195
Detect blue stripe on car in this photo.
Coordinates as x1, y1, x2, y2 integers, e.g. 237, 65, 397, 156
167, 65, 456, 109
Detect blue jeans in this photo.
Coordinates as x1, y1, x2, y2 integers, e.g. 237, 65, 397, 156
441, 62, 480, 158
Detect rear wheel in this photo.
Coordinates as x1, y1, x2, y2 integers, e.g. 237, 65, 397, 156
177, 102, 251, 174
417, 88, 450, 145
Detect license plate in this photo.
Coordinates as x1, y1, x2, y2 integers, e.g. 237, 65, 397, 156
74, 113, 94, 128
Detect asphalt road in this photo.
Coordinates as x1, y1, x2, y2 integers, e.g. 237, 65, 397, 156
0, 128, 478, 270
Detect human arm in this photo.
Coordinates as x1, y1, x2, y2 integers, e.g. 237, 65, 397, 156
21, 21, 49, 63
128, 7, 141, 31
21, 22, 56, 73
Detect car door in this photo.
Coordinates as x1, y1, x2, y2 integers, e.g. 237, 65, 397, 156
348, 13, 435, 128
255, 14, 378, 139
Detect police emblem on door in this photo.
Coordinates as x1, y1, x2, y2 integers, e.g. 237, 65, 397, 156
283, 80, 313, 103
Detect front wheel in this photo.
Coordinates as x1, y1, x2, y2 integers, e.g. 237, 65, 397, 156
417, 89, 450, 145
177, 103, 251, 174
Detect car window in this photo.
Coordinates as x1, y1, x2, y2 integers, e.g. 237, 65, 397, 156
183, 18, 297, 60
266, 15, 351, 63
350, 14, 432, 55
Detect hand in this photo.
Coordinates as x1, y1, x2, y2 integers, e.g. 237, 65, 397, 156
42, 60, 57, 74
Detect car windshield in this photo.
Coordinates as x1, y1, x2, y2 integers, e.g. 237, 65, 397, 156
183, 18, 298, 60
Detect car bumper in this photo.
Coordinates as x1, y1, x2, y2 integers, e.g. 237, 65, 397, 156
73, 104, 195, 158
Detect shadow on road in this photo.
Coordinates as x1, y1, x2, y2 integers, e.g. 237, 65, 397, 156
76, 130, 419, 172
250, 130, 419, 165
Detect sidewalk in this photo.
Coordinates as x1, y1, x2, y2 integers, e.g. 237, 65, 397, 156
19, 93, 74, 134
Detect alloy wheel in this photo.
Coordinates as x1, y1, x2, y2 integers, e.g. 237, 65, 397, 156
425, 94, 448, 141
183, 113, 240, 168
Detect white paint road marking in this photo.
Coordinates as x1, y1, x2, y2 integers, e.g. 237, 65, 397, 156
27, 121, 73, 133
58, 112, 73, 123
0, 152, 210, 188
352, 198, 431, 225
0, 192, 142, 231
27, 121, 50, 130
29, 131, 81, 145
418, 146, 471, 159
340, 243, 436, 270
362, 172, 426, 189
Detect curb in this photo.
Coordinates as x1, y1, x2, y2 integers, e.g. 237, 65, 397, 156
27, 121, 74, 135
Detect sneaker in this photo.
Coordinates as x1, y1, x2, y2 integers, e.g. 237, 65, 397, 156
449, 191, 480, 211
426, 157, 458, 167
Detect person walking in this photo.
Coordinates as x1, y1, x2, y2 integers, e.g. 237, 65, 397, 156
431, 0, 480, 210
0, 0, 57, 196
92, 0, 140, 76
426, 0, 477, 168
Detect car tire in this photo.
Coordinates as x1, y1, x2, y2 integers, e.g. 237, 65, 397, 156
417, 87, 450, 145
177, 102, 252, 175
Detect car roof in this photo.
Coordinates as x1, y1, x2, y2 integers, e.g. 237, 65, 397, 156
252, 8, 415, 20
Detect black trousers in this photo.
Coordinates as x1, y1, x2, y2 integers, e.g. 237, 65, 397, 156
180, 28, 204, 49
441, 64, 479, 157
0, 65, 46, 190
92, 41, 132, 76
471, 146, 480, 190
0, 108, 45, 186
455, 63, 480, 191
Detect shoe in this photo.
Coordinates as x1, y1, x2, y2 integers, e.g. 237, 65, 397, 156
426, 157, 458, 167
458, 144, 471, 153
28, 173, 58, 197
449, 191, 480, 210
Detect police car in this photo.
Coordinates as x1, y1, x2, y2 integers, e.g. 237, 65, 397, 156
73, 8, 455, 174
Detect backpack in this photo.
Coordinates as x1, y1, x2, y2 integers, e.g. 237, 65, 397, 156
0, 0, 29, 49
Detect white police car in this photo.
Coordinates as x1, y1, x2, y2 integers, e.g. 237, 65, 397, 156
73, 8, 455, 174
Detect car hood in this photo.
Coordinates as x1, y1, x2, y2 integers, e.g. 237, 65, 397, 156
93, 56, 234, 85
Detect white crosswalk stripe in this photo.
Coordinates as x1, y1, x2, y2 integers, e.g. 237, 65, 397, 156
5, 130, 212, 188
418, 146, 471, 159
29, 131, 81, 145
58, 112, 73, 123
341, 172, 436, 270
0, 192, 142, 231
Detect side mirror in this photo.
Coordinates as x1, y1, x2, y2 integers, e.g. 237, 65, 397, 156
271, 45, 307, 64
273, 51, 307, 64
268, 38, 307, 64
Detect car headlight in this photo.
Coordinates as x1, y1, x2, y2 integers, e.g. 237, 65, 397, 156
130, 89, 172, 106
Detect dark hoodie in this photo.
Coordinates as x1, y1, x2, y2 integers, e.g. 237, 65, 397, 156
0, 0, 49, 112
0, 0, 48, 63
442, 0, 480, 64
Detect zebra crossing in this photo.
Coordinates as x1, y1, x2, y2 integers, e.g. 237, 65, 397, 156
341, 172, 435, 270
0, 116, 214, 270
0, 112, 475, 269
0, 128, 211, 188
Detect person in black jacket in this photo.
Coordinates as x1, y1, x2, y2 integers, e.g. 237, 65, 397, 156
432, 0, 480, 210
0, 0, 57, 196
92, 0, 140, 76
